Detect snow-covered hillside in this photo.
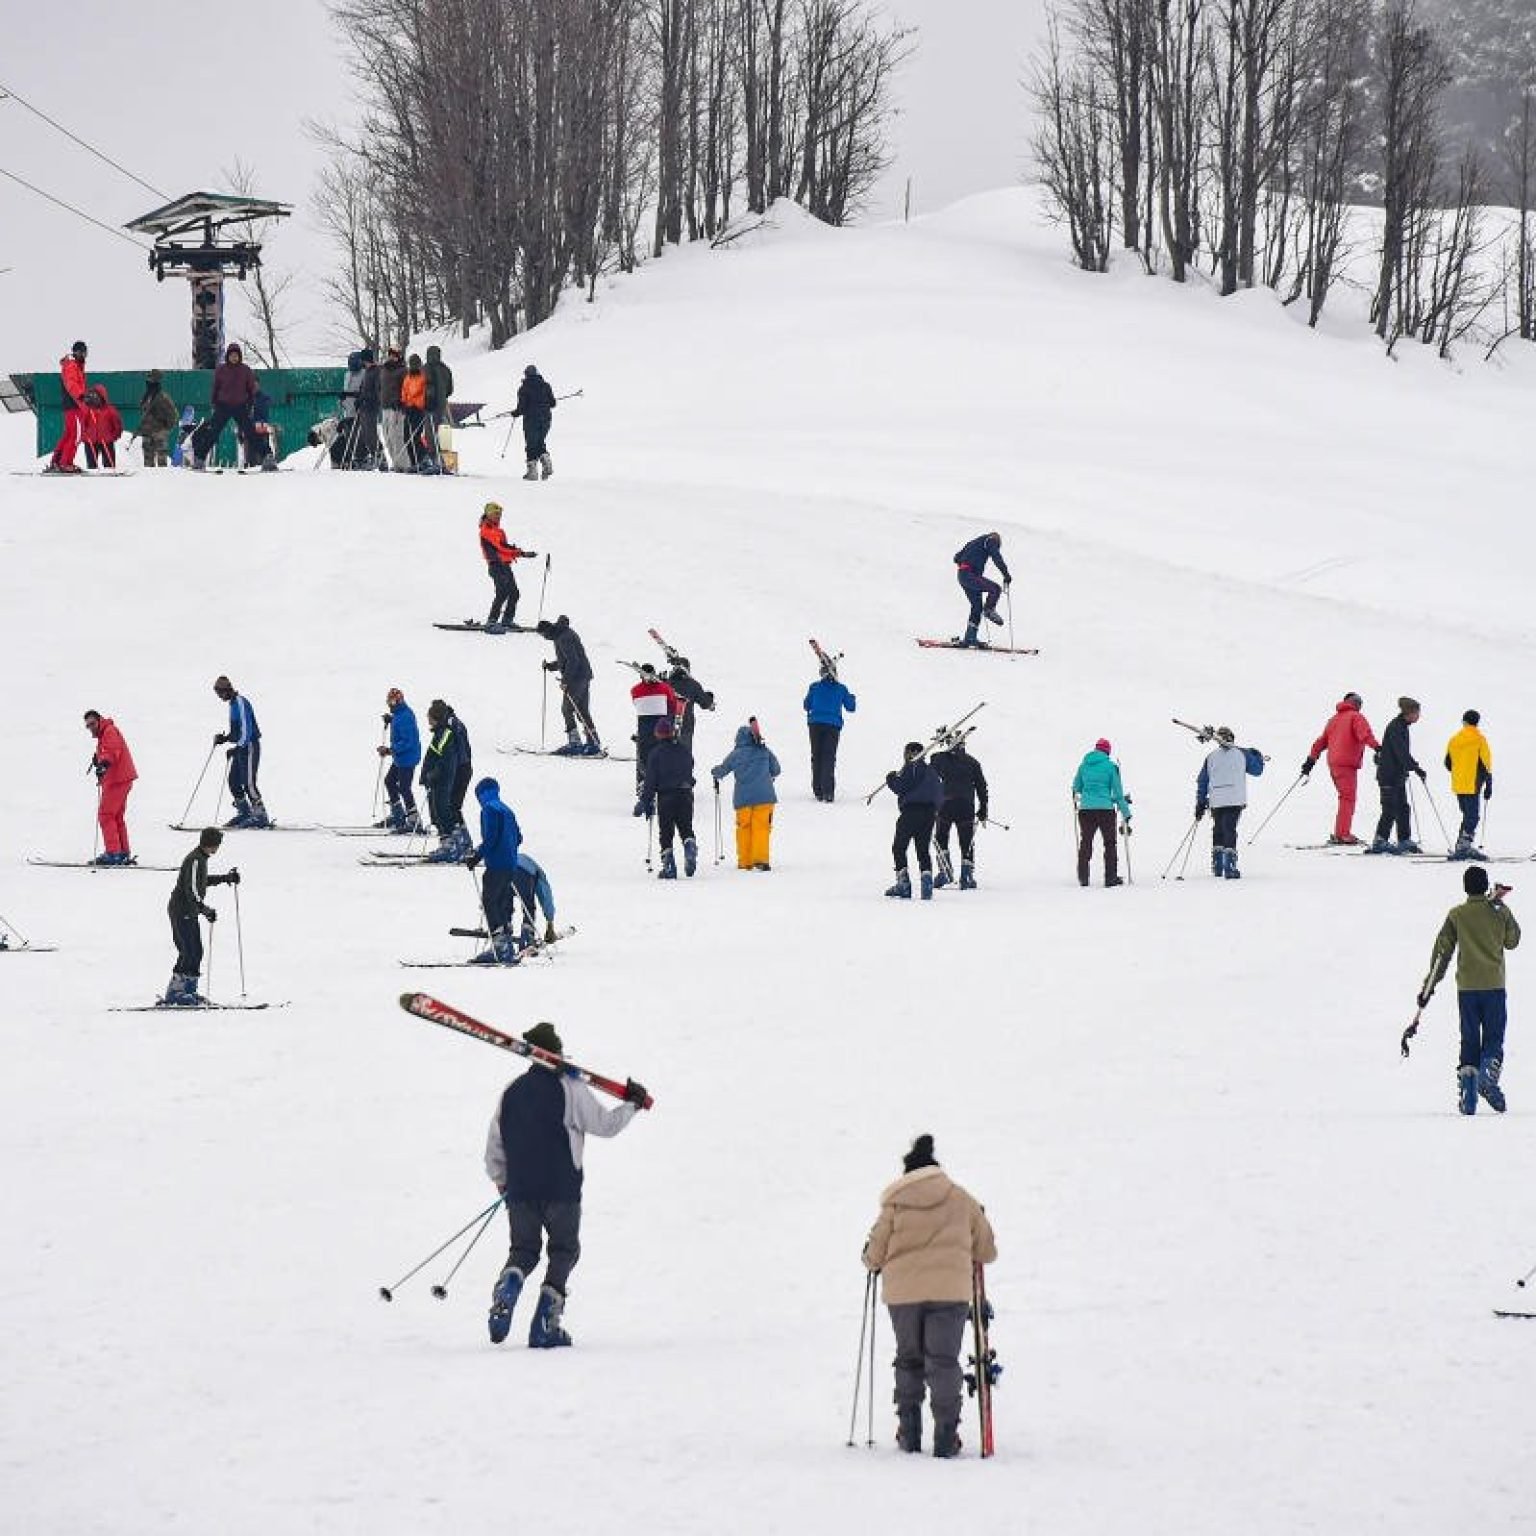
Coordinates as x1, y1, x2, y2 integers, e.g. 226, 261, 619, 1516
4, 189, 1535, 1535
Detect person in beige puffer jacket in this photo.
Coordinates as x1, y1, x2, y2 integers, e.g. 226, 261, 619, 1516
863, 1134, 996, 1459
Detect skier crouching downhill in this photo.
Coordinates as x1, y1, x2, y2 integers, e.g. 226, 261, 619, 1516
952, 532, 1011, 649
1195, 726, 1265, 879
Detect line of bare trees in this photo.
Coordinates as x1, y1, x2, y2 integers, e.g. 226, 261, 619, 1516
1030, 0, 1536, 356
312, 0, 907, 351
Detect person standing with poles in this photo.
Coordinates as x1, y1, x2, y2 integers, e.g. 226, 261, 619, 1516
536, 616, 602, 755
1417, 865, 1520, 1114
1072, 737, 1130, 888
1444, 708, 1494, 861
712, 719, 781, 871
931, 734, 988, 889
478, 503, 537, 633
376, 688, 422, 831
804, 655, 857, 803
862, 1134, 997, 1458
162, 827, 239, 1006
483, 1020, 648, 1347
882, 742, 944, 900
422, 700, 474, 861
635, 716, 698, 879
464, 777, 523, 964
84, 708, 138, 866
952, 532, 1011, 650
47, 340, 90, 473
190, 345, 260, 470
1367, 696, 1426, 855
511, 364, 557, 481
212, 676, 270, 829
1196, 726, 1265, 880
378, 346, 409, 470
1301, 691, 1380, 847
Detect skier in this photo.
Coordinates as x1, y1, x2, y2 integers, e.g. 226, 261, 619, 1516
425, 344, 454, 435
1444, 708, 1493, 860
537, 616, 601, 755
483, 1019, 648, 1347
212, 676, 269, 829
1195, 726, 1265, 879
478, 503, 537, 632
379, 346, 409, 470
191, 345, 260, 470
352, 347, 381, 468
862, 1134, 997, 1459
511, 849, 560, 948
952, 532, 1011, 649
664, 657, 715, 749
712, 720, 781, 871
1367, 696, 1427, 855
138, 370, 179, 467
882, 742, 944, 900
400, 353, 435, 471
635, 715, 698, 879
631, 663, 681, 791
85, 385, 123, 468
1071, 737, 1130, 888
48, 341, 90, 473
511, 364, 556, 481
376, 687, 422, 831
84, 708, 138, 865
465, 777, 523, 964
422, 699, 474, 861
1301, 691, 1380, 846
931, 735, 988, 889
1419, 865, 1520, 1114
162, 827, 240, 1006
803, 656, 856, 803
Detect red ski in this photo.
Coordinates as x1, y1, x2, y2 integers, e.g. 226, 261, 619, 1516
966, 1262, 1000, 1457
397, 992, 654, 1108
918, 638, 1038, 656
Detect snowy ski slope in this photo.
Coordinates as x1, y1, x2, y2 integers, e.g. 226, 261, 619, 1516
3, 189, 1536, 1534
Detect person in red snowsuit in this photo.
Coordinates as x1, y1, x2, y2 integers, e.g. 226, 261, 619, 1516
50, 341, 90, 473
85, 709, 139, 864
89, 385, 124, 469
1303, 692, 1381, 845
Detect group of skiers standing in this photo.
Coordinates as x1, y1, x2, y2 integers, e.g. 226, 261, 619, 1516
331, 344, 455, 473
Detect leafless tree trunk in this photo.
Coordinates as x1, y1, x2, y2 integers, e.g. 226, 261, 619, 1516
1148, 0, 1206, 282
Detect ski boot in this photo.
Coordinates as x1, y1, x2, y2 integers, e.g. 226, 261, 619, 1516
932, 1417, 962, 1459
552, 731, 583, 756
451, 827, 474, 862
658, 849, 677, 880
1458, 1064, 1478, 1115
1106, 874, 1124, 887
539, 452, 553, 480
896, 1404, 923, 1454
885, 868, 912, 900
528, 1284, 572, 1348
1326, 833, 1361, 847
981, 604, 1003, 627
160, 974, 204, 1008
1479, 1054, 1507, 1113
484, 622, 507, 635
683, 837, 698, 877
960, 861, 977, 890
1396, 838, 1421, 854
933, 866, 952, 890
425, 836, 460, 864
920, 871, 934, 901
1364, 837, 1392, 855
487, 1266, 525, 1345
471, 927, 520, 965
246, 805, 272, 830
581, 735, 603, 757
1211, 848, 1224, 878
1449, 833, 1475, 862
956, 623, 982, 649
1223, 849, 1241, 880
224, 799, 254, 829
523, 459, 540, 482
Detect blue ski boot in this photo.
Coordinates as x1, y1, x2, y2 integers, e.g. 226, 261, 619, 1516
1223, 849, 1241, 880
1479, 1054, 1506, 1113
471, 928, 520, 965
959, 861, 977, 890
683, 837, 698, 877
552, 732, 583, 757
658, 849, 677, 880
933, 861, 952, 889
920, 871, 934, 901
528, 1284, 572, 1349
1458, 1065, 1478, 1115
487, 1266, 525, 1345
885, 868, 912, 899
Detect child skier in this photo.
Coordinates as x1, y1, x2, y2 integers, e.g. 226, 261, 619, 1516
952, 532, 1011, 648
84, 708, 138, 865
376, 688, 422, 831
162, 827, 240, 1006
1301, 691, 1380, 846
636, 716, 698, 878
1071, 737, 1130, 888
1195, 727, 1264, 879
712, 720, 781, 871
1444, 709, 1493, 860
511, 849, 559, 948
212, 676, 270, 829
803, 656, 856, 803
883, 742, 945, 900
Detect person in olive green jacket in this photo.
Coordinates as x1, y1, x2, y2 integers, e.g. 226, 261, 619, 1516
137, 370, 180, 467
1419, 864, 1520, 1114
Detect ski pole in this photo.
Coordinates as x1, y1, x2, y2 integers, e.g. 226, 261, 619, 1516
645, 811, 655, 873
0, 911, 32, 947
536, 552, 551, 624
714, 781, 724, 864
466, 864, 496, 954
1411, 776, 1452, 852
1122, 818, 1134, 884
233, 880, 248, 1000
177, 742, 219, 829
980, 815, 1011, 832
1246, 773, 1306, 846
204, 913, 216, 1005
430, 1197, 502, 1298
866, 1268, 877, 1447
847, 1269, 877, 1448
91, 783, 102, 865
372, 723, 389, 821
498, 417, 517, 460
1178, 825, 1199, 879
1515, 1259, 1536, 1289
540, 668, 549, 752
1160, 819, 1198, 880
1005, 584, 1016, 654
379, 1196, 506, 1301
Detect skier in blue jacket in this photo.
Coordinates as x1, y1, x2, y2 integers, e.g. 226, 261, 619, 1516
1072, 738, 1131, 887
804, 659, 857, 802
466, 777, 523, 962
212, 675, 270, 828
511, 849, 559, 949
953, 533, 1011, 649
376, 687, 422, 831
883, 743, 945, 900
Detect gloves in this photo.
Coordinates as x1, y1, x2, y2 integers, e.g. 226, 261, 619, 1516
1195, 801, 1207, 821
376, 744, 390, 758
1372, 750, 1381, 766
214, 732, 230, 745
1414, 766, 1427, 782
218, 868, 241, 887
1416, 988, 1432, 1009
1484, 777, 1494, 801
92, 760, 107, 782
1301, 757, 1316, 777
226, 748, 236, 760
544, 921, 558, 944
465, 851, 481, 870
522, 549, 538, 557
1003, 575, 1012, 588
542, 660, 559, 672
623, 1078, 649, 1107
202, 906, 217, 923
380, 713, 392, 727
633, 799, 653, 819
978, 806, 990, 824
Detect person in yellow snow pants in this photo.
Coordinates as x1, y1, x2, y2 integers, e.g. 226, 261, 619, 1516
735, 804, 774, 869
713, 722, 782, 872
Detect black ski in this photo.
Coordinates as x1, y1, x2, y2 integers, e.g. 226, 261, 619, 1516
0, 944, 57, 954
167, 822, 317, 833
498, 744, 632, 763
434, 620, 529, 634
109, 1000, 290, 1012
404, 925, 577, 967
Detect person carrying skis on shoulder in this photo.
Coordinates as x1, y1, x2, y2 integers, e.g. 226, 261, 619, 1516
162, 827, 239, 1006
664, 656, 714, 750
1195, 726, 1264, 879
1444, 708, 1493, 861
212, 676, 270, 828
1418, 865, 1520, 1114
1072, 737, 1130, 888
804, 656, 856, 803
883, 742, 945, 900
478, 503, 536, 632
636, 715, 698, 879
511, 849, 559, 949
712, 719, 781, 871
483, 1019, 648, 1348
421, 699, 473, 861
1367, 696, 1426, 855
376, 687, 422, 831
138, 369, 179, 467
84, 708, 138, 865
1301, 691, 1380, 846
862, 1134, 997, 1459
465, 777, 523, 964
631, 663, 681, 790
537, 615, 601, 755
931, 734, 988, 889
48, 340, 90, 473
952, 532, 1011, 649
511, 364, 556, 481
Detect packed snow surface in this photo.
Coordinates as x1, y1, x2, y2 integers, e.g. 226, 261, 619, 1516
4, 190, 1536, 1533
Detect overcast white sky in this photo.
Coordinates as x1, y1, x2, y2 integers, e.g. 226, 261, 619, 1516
0, 0, 1046, 373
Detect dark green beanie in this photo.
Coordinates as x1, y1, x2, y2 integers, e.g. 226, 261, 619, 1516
524, 1021, 563, 1055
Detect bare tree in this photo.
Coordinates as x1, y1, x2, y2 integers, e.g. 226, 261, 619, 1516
1148, 0, 1207, 283
222, 158, 297, 366
1507, 88, 1536, 339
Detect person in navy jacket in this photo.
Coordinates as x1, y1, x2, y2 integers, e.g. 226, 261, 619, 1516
212, 675, 269, 828
883, 743, 945, 900
376, 688, 422, 831
952, 532, 1011, 648
803, 658, 857, 802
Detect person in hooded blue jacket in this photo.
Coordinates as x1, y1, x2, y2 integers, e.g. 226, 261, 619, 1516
466, 776, 523, 962
952, 532, 1011, 648
713, 720, 781, 870
376, 687, 422, 831
803, 658, 857, 802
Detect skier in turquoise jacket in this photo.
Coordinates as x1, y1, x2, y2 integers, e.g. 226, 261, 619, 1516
1071, 738, 1131, 887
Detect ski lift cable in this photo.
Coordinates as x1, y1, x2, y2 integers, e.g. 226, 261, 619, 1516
0, 80, 169, 200
0, 162, 151, 250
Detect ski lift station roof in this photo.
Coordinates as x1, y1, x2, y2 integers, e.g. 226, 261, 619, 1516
125, 192, 292, 239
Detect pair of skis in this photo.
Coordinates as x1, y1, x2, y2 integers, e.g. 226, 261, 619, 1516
862, 702, 985, 804
400, 925, 576, 968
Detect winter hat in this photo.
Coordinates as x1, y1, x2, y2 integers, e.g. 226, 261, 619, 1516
483, 501, 503, 519
1463, 709, 1481, 726
524, 1021, 563, 1055
903, 741, 925, 762
71, 340, 87, 356
1344, 691, 1362, 707
407, 353, 422, 368
84, 709, 102, 725
639, 663, 658, 678
1464, 865, 1490, 896
1095, 737, 1112, 754
225, 345, 242, 362
1398, 696, 1420, 714
523, 364, 538, 377
902, 1134, 938, 1174
653, 716, 674, 739
359, 347, 375, 365
1215, 726, 1235, 745
427, 698, 448, 724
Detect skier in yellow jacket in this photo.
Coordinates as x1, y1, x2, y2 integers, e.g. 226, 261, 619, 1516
1444, 709, 1493, 860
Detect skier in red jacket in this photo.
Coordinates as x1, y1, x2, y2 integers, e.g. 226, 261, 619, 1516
1302, 692, 1381, 845
49, 341, 90, 473
85, 709, 139, 865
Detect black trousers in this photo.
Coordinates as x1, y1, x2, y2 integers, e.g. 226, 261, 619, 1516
193, 403, 257, 465
482, 867, 515, 931
450, 763, 472, 831
505, 1199, 581, 1294
561, 677, 595, 738
935, 805, 975, 864
170, 911, 204, 975
893, 804, 937, 873
1076, 808, 1118, 882
809, 723, 842, 800
657, 787, 695, 850
487, 563, 519, 626
385, 762, 416, 811
427, 777, 453, 835
1375, 780, 1411, 842
1211, 804, 1242, 850
522, 413, 551, 460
